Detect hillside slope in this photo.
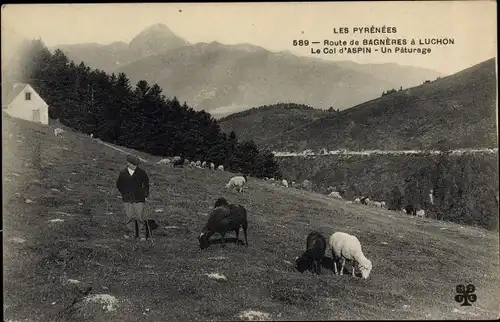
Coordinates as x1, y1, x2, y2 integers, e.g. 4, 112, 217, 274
276, 152, 499, 231
115, 41, 442, 115
334, 60, 444, 87
3, 116, 499, 321
263, 58, 498, 151
218, 103, 330, 146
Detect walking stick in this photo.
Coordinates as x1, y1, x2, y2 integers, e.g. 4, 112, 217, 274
145, 219, 154, 245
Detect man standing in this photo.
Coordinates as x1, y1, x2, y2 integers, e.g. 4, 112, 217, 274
116, 154, 150, 241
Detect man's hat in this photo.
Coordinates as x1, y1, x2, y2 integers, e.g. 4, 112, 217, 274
127, 154, 141, 165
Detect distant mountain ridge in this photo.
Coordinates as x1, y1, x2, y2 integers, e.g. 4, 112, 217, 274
50, 23, 190, 71
39, 23, 444, 115
114, 41, 444, 115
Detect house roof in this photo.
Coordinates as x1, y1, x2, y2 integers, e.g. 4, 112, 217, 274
2, 83, 28, 107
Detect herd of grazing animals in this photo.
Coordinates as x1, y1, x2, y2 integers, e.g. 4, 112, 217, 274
47, 129, 460, 287
154, 160, 375, 278
325, 191, 429, 218
146, 153, 432, 279
198, 196, 373, 279
157, 156, 226, 171
193, 166, 374, 279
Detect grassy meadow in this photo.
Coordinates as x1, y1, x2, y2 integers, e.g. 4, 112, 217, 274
277, 152, 499, 231
3, 115, 500, 321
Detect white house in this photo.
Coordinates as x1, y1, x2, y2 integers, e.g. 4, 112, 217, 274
2, 83, 49, 125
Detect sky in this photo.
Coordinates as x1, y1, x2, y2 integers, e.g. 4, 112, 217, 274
1, 1, 497, 75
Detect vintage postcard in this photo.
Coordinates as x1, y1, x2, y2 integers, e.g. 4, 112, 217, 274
2, 2, 498, 321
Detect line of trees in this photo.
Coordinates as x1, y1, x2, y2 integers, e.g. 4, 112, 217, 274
5, 39, 281, 178
219, 103, 316, 122
381, 86, 403, 97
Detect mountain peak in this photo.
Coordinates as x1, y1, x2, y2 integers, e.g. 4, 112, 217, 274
142, 23, 173, 33
128, 23, 190, 60
133, 23, 179, 40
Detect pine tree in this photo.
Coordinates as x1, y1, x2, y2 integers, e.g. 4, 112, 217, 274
16, 38, 283, 179
107, 73, 134, 144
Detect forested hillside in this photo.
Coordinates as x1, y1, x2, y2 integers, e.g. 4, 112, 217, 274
262, 58, 497, 151
218, 103, 330, 146
3, 39, 281, 178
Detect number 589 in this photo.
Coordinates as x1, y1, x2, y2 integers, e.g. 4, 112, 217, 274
293, 40, 309, 46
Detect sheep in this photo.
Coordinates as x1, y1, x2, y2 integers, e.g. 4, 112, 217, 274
198, 197, 248, 249
416, 209, 425, 218
354, 198, 361, 204
195, 160, 202, 167
157, 158, 171, 165
270, 178, 275, 181
210, 162, 215, 170
405, 204, 415, 216
264, 177, 269, 181
90, 133, 94, 138
54, 128, 64, 137
213, 197, 229, 208
225, 175, 247, 193
282, 179, 288, 188
380, 201, 386, 209
213, 197, 249, 248
173, 157, 184, 168
189, 161, 196, 168
373, 201, 382, 208
295, 231, 327, 275
400, 207, 407, 214
360, 197, 369, 205
328, 191, 342, 199
202, 161, 207, 168
217, 165, 224, 171
329, 231, 372, 279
